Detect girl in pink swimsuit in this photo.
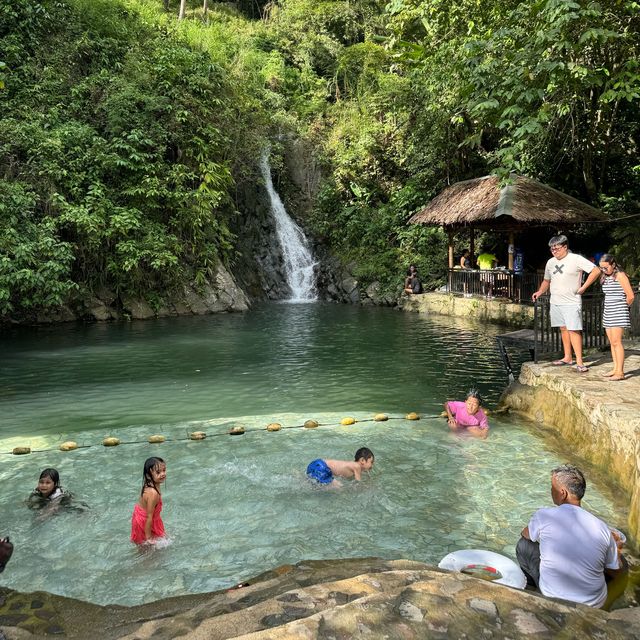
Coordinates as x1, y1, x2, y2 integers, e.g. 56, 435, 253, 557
131, 457, 166, 544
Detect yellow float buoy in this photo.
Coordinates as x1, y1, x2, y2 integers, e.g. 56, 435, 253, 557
59, 441, 78, 452
148, 435, 165, 444
340, 417, 356, 426
374, 413, 388, 422
190, 431, 206, 440
405, 412, 420, 421
103, 437, 120, 447
12, 447, 31, 455
303, 419, 319, 429
229, 425, 245, 435
266, 423, 282, 432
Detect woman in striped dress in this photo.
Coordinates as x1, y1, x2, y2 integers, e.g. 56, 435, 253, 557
580, 254, 635, 380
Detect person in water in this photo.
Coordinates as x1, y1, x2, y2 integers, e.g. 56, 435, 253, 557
306, 448, 375, 487
444, 389, 489, 438
27, 468, 67, 507
131, 457, 167, 545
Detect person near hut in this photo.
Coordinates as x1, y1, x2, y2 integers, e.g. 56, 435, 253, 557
477, 251, 498, 298
576, 253, 635, 381
459, 250, 473, 297
531, 235, 599, 372
404, 265, 423, 295
516, 464, 627, 609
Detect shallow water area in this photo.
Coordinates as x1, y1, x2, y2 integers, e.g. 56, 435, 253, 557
0, 413, 628, 606
0, 303, 630, 606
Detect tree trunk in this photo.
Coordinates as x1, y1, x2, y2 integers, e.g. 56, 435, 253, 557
163, 0, 170, 11
178, 0, 186, 20
203, 0, 208, 20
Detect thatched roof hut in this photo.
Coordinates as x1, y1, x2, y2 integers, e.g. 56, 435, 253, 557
409, 175, 606, 268
409, 175, 605, 230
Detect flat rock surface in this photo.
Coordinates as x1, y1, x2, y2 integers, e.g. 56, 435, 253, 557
516, 343, 640, 418
1, 558, 639, 639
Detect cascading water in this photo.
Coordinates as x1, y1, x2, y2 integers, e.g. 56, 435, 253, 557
260, 151, 317, 302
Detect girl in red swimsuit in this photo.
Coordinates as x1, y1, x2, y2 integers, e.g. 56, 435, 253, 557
131, 457, 166, 544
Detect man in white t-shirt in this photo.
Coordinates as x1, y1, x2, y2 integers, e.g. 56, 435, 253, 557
516, 465, 627, 609
532, 235, 598, 372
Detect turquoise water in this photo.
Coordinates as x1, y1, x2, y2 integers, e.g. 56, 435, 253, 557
0, 303, 628, 605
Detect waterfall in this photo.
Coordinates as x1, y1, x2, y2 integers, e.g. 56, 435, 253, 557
259, 152, 317, 302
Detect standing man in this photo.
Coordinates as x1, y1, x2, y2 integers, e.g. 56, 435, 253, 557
532, 235, 599, 372
477, 250, 498, 298
516, 465, 627, 609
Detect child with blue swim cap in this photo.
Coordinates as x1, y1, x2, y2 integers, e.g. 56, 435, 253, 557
306, 448, 374, 487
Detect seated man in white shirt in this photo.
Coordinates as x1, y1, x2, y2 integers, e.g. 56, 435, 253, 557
516, 464, 627, 609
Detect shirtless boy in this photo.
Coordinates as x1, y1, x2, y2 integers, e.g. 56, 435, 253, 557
306, 448, 374, 486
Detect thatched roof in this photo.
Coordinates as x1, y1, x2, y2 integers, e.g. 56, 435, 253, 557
409, 175, 606, 230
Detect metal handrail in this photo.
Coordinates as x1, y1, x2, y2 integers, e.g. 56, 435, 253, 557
531, 292, 640, 362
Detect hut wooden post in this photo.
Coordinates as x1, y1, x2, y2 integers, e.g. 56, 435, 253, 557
508, 231, 515, 270
447, 230, 454, 293
447, 230, 454, 269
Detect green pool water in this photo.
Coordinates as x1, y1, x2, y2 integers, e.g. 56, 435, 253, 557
0, 303, 628, 605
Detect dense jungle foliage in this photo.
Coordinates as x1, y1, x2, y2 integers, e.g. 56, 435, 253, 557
1, 0, 638, 319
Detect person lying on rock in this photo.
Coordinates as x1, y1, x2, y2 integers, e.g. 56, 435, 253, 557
306, 448, 374, 487
516, 464, 628, 609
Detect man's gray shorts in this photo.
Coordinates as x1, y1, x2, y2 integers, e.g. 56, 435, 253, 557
550, 303, 582, 331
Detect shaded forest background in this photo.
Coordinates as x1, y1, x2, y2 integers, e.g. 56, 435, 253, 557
1, 0, 638, 318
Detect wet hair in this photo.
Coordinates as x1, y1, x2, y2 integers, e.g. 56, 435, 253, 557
548, 234, 568, 247
552, 464, 586, 500
355, 447, 374, 462
39, 468, 60, 488
466, 388, 482, 404
141, 457, 165, 495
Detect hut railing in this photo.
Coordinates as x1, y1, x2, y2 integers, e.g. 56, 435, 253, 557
446, 269, 539, 303
531, 293, 629, 362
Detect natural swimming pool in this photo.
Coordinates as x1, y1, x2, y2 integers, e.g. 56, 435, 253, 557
0, 303, 628, 605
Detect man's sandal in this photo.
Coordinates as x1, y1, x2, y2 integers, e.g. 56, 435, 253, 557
552, 359, 573, 366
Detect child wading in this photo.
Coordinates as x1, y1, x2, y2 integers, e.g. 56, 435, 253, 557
28, 468, 69, 507
131, 457, 166, 545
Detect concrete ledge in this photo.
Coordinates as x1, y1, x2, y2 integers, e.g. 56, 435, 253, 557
401, 292, 534, 328
499, 349, 640, 545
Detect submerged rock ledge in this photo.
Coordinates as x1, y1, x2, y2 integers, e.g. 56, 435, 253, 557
1, 558, 639, 639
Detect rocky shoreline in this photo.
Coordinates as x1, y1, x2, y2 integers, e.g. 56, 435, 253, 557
2, 558, 639, 639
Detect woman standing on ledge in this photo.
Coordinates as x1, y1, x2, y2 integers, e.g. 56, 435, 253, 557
578, 254, 635, 381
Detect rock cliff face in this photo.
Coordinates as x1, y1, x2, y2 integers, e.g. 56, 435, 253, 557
23, 141, 392, 325
39, 263, 250, 323
231, 143, 384, 307
1, 558, 638, 639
